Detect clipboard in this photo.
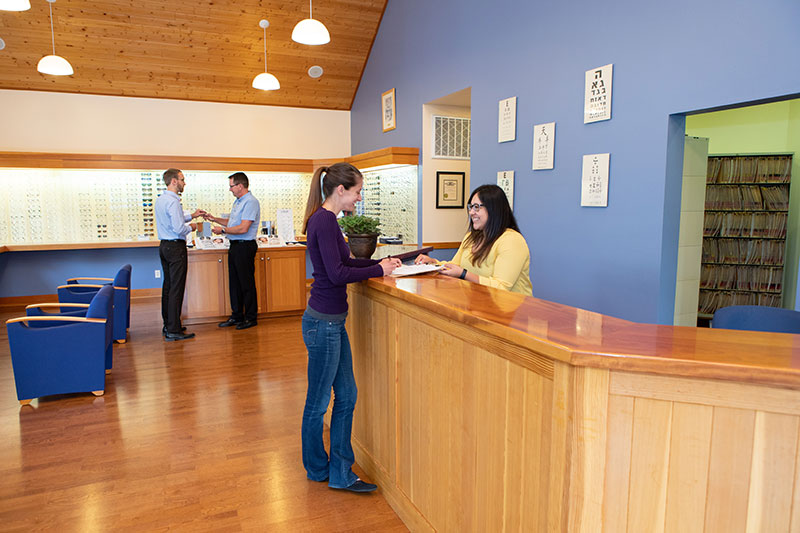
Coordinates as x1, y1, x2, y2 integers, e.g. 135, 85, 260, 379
378, 246, 434, 263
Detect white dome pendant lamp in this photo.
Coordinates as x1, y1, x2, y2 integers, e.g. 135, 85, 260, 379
252, 20, 279, 91
291, 0, 330, 45
37, 0, 73, 76
0, 0, 31, 12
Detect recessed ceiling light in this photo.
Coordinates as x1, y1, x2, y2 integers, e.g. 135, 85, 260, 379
308, 65, 323, 79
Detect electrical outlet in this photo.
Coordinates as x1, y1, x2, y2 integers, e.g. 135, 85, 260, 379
155, 269, 161, 279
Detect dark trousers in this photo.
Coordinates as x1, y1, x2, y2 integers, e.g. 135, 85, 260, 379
159, 240, 188, 334
228, 240, 258, 322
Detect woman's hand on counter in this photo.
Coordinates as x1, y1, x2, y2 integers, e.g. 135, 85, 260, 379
379, 257, 402, 276
414, 254, 437, 265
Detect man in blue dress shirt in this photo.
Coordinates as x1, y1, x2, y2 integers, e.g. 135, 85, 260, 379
155, 168, 205, 341
204, 172, 261, 330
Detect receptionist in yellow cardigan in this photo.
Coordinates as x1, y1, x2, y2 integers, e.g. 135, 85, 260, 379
416, 184, 533, 296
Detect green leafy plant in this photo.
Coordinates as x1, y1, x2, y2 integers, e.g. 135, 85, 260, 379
338, 214, 381, 235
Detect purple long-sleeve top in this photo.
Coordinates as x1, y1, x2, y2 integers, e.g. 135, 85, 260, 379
306, 208, 383, 314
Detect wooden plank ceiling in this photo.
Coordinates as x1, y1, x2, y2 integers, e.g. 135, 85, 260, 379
0, 0, 387, 110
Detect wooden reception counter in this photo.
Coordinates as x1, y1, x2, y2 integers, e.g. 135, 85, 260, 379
345, 275, 800, 532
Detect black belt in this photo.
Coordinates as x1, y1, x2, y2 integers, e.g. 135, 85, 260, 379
229, 240, 255, 245
161, 239, 185, 243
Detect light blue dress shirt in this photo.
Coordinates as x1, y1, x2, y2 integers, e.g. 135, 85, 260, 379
155, 191, 192, 240
227, 192, 260, 241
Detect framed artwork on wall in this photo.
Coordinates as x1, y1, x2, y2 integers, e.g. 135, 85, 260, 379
435, 171, 465, 209
382, 88, 396, 132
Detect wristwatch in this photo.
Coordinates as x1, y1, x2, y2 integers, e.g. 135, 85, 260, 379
459, 268, 468, 280
221, 228, 226, 234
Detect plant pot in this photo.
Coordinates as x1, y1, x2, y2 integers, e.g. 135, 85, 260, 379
347, 233, 379, 259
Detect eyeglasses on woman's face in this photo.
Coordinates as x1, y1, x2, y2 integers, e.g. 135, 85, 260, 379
467, 203, 485, 212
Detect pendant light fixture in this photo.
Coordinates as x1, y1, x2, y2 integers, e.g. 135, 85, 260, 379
252, 19, 279, 91
0, 0, 31, 11
37, 0, 73, 76
291, 0, 330, 45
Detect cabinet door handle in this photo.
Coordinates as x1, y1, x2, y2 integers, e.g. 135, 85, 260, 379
260, 257, 264, 261
218, 259, 222, 263
267, 257, 271, 261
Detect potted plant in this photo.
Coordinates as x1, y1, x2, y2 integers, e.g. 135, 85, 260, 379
338, 214, 381, 259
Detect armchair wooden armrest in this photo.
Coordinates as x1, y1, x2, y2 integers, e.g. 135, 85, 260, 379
66, 277, 114, 282
58, 283, 127, 290
26, 303, 91, 310
6, 316, 106, 325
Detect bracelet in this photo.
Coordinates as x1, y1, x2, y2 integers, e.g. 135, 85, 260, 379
459, 268, 467, 280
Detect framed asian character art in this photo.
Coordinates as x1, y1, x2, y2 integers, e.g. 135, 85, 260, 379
435, 171, 465, 209
381, 88, 396, 132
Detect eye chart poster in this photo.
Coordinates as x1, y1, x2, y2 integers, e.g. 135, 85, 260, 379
497, 171, 514, 209
584, 64, 613, 124
532, 122, 555, 170
581, 153, 610, 207
498, 97, 517, 143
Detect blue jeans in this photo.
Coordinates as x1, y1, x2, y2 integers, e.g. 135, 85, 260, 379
301, 310, 359, 489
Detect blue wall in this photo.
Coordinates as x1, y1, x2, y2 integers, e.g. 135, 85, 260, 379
351, 0, 800, 323
0, 248, 162, 297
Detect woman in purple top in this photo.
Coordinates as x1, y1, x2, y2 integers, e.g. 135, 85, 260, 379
300, 162, 400, 493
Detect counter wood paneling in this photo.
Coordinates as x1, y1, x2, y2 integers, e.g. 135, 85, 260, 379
344, 275, 800, 532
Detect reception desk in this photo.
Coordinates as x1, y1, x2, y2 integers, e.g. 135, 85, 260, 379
345, 275, 800, 532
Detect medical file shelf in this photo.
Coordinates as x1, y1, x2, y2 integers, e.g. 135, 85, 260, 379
698, 154, 792, 315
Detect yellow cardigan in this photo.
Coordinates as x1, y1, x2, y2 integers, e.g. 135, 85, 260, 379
450, 229, 533, 295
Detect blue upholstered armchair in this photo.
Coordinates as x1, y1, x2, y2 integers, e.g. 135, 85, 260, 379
6, 285, 114, 405
711, 305, 800, 334
57, 264, 131, 343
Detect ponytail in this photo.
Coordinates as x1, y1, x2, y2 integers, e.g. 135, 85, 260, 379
302, 162, 363, 233
303, 166, 327, 233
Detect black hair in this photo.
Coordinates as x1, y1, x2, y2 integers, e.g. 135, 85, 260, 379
464, 184, 520, 266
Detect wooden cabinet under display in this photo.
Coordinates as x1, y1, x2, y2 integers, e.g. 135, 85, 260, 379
256, 249, 307, 313
699, 154, 792, 316
182, 246, 306, 324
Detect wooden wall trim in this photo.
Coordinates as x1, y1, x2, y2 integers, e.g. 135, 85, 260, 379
0, 151, 315, 172
0, 148, 419, 172
4, 241, 160, 252
313, 147, 420, 171
422, 241, 462, 249
0, 287, 160, 309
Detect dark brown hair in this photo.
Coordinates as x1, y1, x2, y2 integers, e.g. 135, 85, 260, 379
229, 171, 249, 188
464, 184, 520, 266
302, 162, 363, 233
163, 168, 182, 186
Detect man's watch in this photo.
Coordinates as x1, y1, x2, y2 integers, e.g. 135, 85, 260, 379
459, 268, 468, 280
221, 228, 226, 234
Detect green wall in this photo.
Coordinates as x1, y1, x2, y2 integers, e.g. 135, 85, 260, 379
686, 99, 800, 309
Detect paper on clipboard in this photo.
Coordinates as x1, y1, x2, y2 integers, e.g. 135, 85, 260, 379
390, 264, 443, 277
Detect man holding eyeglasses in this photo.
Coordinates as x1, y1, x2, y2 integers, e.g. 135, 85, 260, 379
203, 172, 261, 330
155, 168, 206, 341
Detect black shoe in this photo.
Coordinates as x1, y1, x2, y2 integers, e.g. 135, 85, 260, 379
162, 326, 187, 336
165, 332, 195, 341
332, 479, 377, 493
218, 318, 241, 328
235, 320, 257, 330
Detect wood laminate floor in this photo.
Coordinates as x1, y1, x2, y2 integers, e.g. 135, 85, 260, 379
0, 298, 407, 532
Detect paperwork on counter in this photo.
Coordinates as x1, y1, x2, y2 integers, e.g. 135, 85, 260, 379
390, 264, 443, 277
